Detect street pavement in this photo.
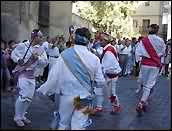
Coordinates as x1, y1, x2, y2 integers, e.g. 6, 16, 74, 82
1, 76, 171, 130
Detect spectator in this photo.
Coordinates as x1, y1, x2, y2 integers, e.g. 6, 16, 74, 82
57, 35, 66, 53
42, 36, 51, 54
65, 41, 73, 48
130, 37, 137, 76
164, 39, 171, 76
117, 39, 128, 76
47, 37, 60, 72
1, 39, 11, 92
111, 37, 117, 46
134, 36, 143, 77
7, 40, 18, 91
41, 36, 51, 82
125, 39, 133, 75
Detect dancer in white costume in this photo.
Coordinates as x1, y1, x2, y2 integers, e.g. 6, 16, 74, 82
34, 44, 48, 86
135, 37, 144, 93
125, 39, 133, 75
11, 29, 47, 127
99, 33, 122, 113
37, 27, 105, 130
135, 24, 166, 115
90, 32, 104, 113
46, 37, 60, 72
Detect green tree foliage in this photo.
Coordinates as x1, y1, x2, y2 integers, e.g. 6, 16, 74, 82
76, 1, 139, 38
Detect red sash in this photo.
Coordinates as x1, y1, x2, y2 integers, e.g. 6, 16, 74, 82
141, 37, 161, 67
100, 45, 118, 63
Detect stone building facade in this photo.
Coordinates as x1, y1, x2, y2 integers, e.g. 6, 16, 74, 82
131, 1, 166, 38
1, 1, 72, 42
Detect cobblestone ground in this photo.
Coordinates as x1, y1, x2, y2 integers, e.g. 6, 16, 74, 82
1, 76, 171, 129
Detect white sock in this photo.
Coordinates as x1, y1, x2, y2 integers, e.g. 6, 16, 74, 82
22, 101, 31, 118
96, 95, 104, 108
141, 87, 150, 102
15, 98, 25, 120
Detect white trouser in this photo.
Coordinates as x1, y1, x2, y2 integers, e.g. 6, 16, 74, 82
137, 69, 143, 89
126, 55, 133, 74
58, 95, 91, 130
14, 77, 35, 120
159, 64, 165, 75
50, 93, 60, 129
106, 78, 117, 96
106, 77, 120, 106
94, 87, 104, 108
140, 65, 159, 102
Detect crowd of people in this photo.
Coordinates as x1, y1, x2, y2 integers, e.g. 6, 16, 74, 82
90, 32, 171, 79
0, 24, 171, 129
1, 34, 68, 92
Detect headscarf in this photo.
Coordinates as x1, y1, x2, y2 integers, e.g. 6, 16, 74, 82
31, 30, 43, 38
75, 34, 89, 45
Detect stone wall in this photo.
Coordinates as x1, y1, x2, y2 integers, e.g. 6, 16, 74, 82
49, 1, 72, 41
1, 1, 39, 42
1, 1, 72, 42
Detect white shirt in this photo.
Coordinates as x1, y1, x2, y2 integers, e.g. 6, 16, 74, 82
42, 41, 49, 53
37, 45, 105, 98
11, 41, 48, 76
33, 44, 48, 77
135, 43, 142, 63
116, 44, 128, 55
101, 44, 121, 75
126, 45, 132, 57
46, 46, 60, 69
11, 40, 33, 64
47, 46, 60, 57
135, 34, 166, 62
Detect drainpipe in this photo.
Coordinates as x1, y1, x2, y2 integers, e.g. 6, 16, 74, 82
19, 2, 22, 24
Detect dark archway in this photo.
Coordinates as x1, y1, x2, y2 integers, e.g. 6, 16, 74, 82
38, 1, 49, 36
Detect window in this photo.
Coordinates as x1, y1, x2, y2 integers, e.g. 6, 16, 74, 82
163, 7, 168, 13
133, 20, 138, 28
143, 19, 150, 28
142, 19, 150, 32
145, 1, 150, 6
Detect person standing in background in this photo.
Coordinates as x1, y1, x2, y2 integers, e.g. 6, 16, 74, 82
125, 39, 133, 76
47, 37, 60, 72
164, 39, 171, 76
41, 36, 51, 82
98, 32, 122, 113
1, 39, 11, 92
117, 39, 128, 76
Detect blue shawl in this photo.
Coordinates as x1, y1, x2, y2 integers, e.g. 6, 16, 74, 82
61, 47, 93, 94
